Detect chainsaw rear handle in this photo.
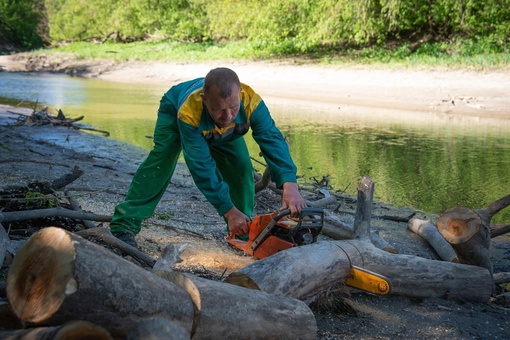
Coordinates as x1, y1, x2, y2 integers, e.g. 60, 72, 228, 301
274, 208, 324, 229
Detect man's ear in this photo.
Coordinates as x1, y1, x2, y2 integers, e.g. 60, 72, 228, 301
200, 93, 206, 101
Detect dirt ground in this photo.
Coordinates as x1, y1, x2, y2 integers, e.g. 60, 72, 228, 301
1, 53, 510, 339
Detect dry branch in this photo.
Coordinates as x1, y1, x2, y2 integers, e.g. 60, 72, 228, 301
490, 224, 510, 238
76, 227, 155, 267
408, 218, 458, 262
0, 207, 111, 223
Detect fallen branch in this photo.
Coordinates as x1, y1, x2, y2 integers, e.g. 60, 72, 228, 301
407, 218, 458, 262
0, 207, 111, 223
76, 227, 155, 268
490, 224, 510, 238
64, 190, 96, 229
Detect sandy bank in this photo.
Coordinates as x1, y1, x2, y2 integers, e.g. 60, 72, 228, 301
1, 53, 510, 121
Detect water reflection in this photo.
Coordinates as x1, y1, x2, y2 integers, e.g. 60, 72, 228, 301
1, 72, 509, 223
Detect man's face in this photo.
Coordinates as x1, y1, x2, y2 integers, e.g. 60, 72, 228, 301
201, 85, 241, 128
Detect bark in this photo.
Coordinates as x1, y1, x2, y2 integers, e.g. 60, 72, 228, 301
0, 321, 112, 340
7, 227, 317, 340
490, 224, 510, 238
151, 245, 317, 340
407, 218, 458, 262
156, 270, 317, 340
225, 239, 493, 303
126, 317, 190, 340
6, 227, 194, 338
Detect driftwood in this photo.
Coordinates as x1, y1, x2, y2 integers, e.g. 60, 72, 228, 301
8, 107, 110, 136
407, 218, 458, 262
436, 194, 510, 275
0, 320, 112, 340
225, 176, 494, 303
6, 227, 318, 340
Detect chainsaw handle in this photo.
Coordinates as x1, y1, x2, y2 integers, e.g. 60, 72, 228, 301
273, 207, 324, 222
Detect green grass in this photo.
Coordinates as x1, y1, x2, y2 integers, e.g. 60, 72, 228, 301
34, 38, 510, 70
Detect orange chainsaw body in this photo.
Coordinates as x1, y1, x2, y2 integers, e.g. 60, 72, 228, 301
226, 208, 323, 259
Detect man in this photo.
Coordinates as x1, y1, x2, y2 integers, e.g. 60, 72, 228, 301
110, 67, 305, 247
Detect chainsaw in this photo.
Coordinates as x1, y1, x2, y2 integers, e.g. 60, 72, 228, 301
226, 208, 324, 259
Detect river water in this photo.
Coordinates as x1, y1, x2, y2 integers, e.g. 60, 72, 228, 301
1, 71, 509, 223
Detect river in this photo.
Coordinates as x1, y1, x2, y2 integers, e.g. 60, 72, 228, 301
1, 71, 509, 223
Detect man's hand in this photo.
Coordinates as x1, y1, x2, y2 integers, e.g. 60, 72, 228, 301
281, 182, 306, 217
224, 207, 250, 236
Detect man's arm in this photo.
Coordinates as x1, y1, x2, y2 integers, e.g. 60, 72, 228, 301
281, 182, 306, 217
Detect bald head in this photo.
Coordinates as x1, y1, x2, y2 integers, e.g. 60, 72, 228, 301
203, 67, 241, 98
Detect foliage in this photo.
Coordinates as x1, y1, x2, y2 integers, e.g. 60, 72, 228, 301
0, 0, 45, 48
2, 0, 510, 65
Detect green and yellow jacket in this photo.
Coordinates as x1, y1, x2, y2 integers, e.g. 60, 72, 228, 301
158, 78, 297, 215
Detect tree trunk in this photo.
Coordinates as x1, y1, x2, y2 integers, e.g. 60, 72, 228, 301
6, 227, 195, 338
157, 271, 317, 340
435, 206, 492, 274
225, 239, 493, 303
126, 317, 190, 340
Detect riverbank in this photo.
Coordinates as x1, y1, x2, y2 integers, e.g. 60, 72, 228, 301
1, 52, 510, 122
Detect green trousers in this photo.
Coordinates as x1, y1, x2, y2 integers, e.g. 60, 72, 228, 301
110, 114, 255, 235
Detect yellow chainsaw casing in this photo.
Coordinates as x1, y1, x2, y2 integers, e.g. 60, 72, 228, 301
345, 266, 392, 296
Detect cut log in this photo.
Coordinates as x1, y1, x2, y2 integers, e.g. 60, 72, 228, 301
225, 239, 493, 303
407, 218, 458, 262
6, 227, 194, 338
7, 227, 317, 339
0, 320, 112, 340
436, 206, 492, 274
156, 270, 317, 340
152, 245, 317, 340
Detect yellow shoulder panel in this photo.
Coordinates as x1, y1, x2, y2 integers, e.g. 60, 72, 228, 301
178, 90, 204, 127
